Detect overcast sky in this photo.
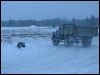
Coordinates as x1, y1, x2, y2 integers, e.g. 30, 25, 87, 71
1, 1, 99, 21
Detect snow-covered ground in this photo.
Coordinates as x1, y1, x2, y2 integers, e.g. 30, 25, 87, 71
1, 36, 99, 74
1, 27, 58, 38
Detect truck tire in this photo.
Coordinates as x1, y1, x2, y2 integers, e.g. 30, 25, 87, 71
52, 38, 59, 46
81, 38, 91, 47
64, 39, 73, 47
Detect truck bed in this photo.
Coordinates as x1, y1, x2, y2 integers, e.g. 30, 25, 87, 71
74, 26, 98, 37
59, 25, 98, 37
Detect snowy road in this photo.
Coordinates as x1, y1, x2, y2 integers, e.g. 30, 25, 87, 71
1, 36, 99, 74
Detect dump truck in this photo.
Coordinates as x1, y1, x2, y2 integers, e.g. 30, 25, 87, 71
51, 24, 98, 47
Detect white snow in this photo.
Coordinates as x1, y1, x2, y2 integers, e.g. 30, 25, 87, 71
1, 36, 99, 74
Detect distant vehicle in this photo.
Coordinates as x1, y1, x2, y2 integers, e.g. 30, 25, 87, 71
51, 24, 98, 47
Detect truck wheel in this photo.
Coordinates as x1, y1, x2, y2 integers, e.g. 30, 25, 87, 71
87, 41, 91, 47
52, 38, 59, 46
64, 39, 73, 47
81, 38, 91, 47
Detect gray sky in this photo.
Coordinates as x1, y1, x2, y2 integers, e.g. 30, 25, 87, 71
1, 1, 99, 21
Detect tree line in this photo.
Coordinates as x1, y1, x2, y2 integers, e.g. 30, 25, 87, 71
1, 15, 99, 27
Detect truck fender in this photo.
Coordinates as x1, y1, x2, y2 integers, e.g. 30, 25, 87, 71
51, 32, 56, 39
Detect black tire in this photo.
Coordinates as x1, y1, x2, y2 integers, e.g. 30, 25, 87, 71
17, 42, 25, 49
64, 39, 73, 47
86, 41, 91, 47
81, 38, 91, 47
52, 38, 59, 46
